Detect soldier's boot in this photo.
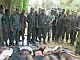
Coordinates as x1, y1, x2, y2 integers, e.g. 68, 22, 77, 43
5, 41, 8, 46
66, 39, 68, 43
43, 39, 47, 45
47, 37, 50, 43
55, 39, 59, 44
70, 41, 74, 46
27, 40, 30, 46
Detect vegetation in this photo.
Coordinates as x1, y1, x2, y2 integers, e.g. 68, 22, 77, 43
0, 0, 29, 14
0, 0, 80, 13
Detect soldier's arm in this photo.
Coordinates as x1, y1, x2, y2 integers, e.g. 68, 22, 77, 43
10, 14, 13, 31
1, 15, 6, 29
26, 14, 29, 23
49, 15, 55, 24
36, 19, 38, 28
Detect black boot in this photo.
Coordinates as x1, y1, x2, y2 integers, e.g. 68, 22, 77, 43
47, 37, 50, 43
66, 40, 68, 43
22, 40, 24, 46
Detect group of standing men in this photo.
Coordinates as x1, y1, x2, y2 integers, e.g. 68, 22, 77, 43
1, 4, 80, 47
0, 5, 26, 46
27, 7, 80, 47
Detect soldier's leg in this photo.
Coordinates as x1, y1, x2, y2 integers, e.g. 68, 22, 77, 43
15, 29, 19, 46
11, 29, 18, 46
22, 28, 25, 40
58, 28, 62, 39
52, 26, 56, 41
71, 31, 76, 46
62, 28, 65, 43
21, 28, 25, 45
32, 27, 36, 44
36, 28, 39, 41
3, 30, 8, 46
0, 30, 4, 46
47, 28, 52, 43
38, 28, 42, 44
66, 28, 69, 43
47, 28, 49, 43
42, 28, 47, 44
70, 30, 73, 44
19, 29, 21, 41
55, 29, 58, 42
27, 27, 32, 45
9, 30, 14, 46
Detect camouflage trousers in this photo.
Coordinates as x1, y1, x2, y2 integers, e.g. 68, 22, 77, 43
76, 31, 80, 55
0, 30, 4, 46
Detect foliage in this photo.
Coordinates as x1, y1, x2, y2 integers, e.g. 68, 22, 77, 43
0, 0, 29, 14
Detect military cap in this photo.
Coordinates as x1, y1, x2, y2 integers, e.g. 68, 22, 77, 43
16, 7, 20, 11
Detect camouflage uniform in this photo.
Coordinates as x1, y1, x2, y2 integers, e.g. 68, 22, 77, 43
76, 16, 80, 55
70, 13, 78, 46
55, 13, 62, 43
10, 8, 20, 46
62, 14, 71, 43
38, 9, 47, 44
0, 5, 4, 46
52, 11, 58, 41
2, 10, 10, 46
27, 7, 36, 45
19, 11, 26, 45
47, 13, 55, 43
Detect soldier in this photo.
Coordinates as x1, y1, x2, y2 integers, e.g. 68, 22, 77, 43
47, 9, 55, 43
55, 12, 62, 43
76, 16, 80, 55
52, 9, 58, 41
27, 7, 36, 45
35, 11, 38, 42
2, 9, 10, 46
62, 10, 71, 43
19, 10, 26, 45
70, 12, 78, 46
0, 5, 4, 46
35, 8, 41, 42
38, 9, 47, 45
10, 7, 20, 46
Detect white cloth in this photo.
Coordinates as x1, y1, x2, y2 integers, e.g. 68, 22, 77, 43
51, 46, 62, 51
20, 46, 33, 55
0, 48, 13, 60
